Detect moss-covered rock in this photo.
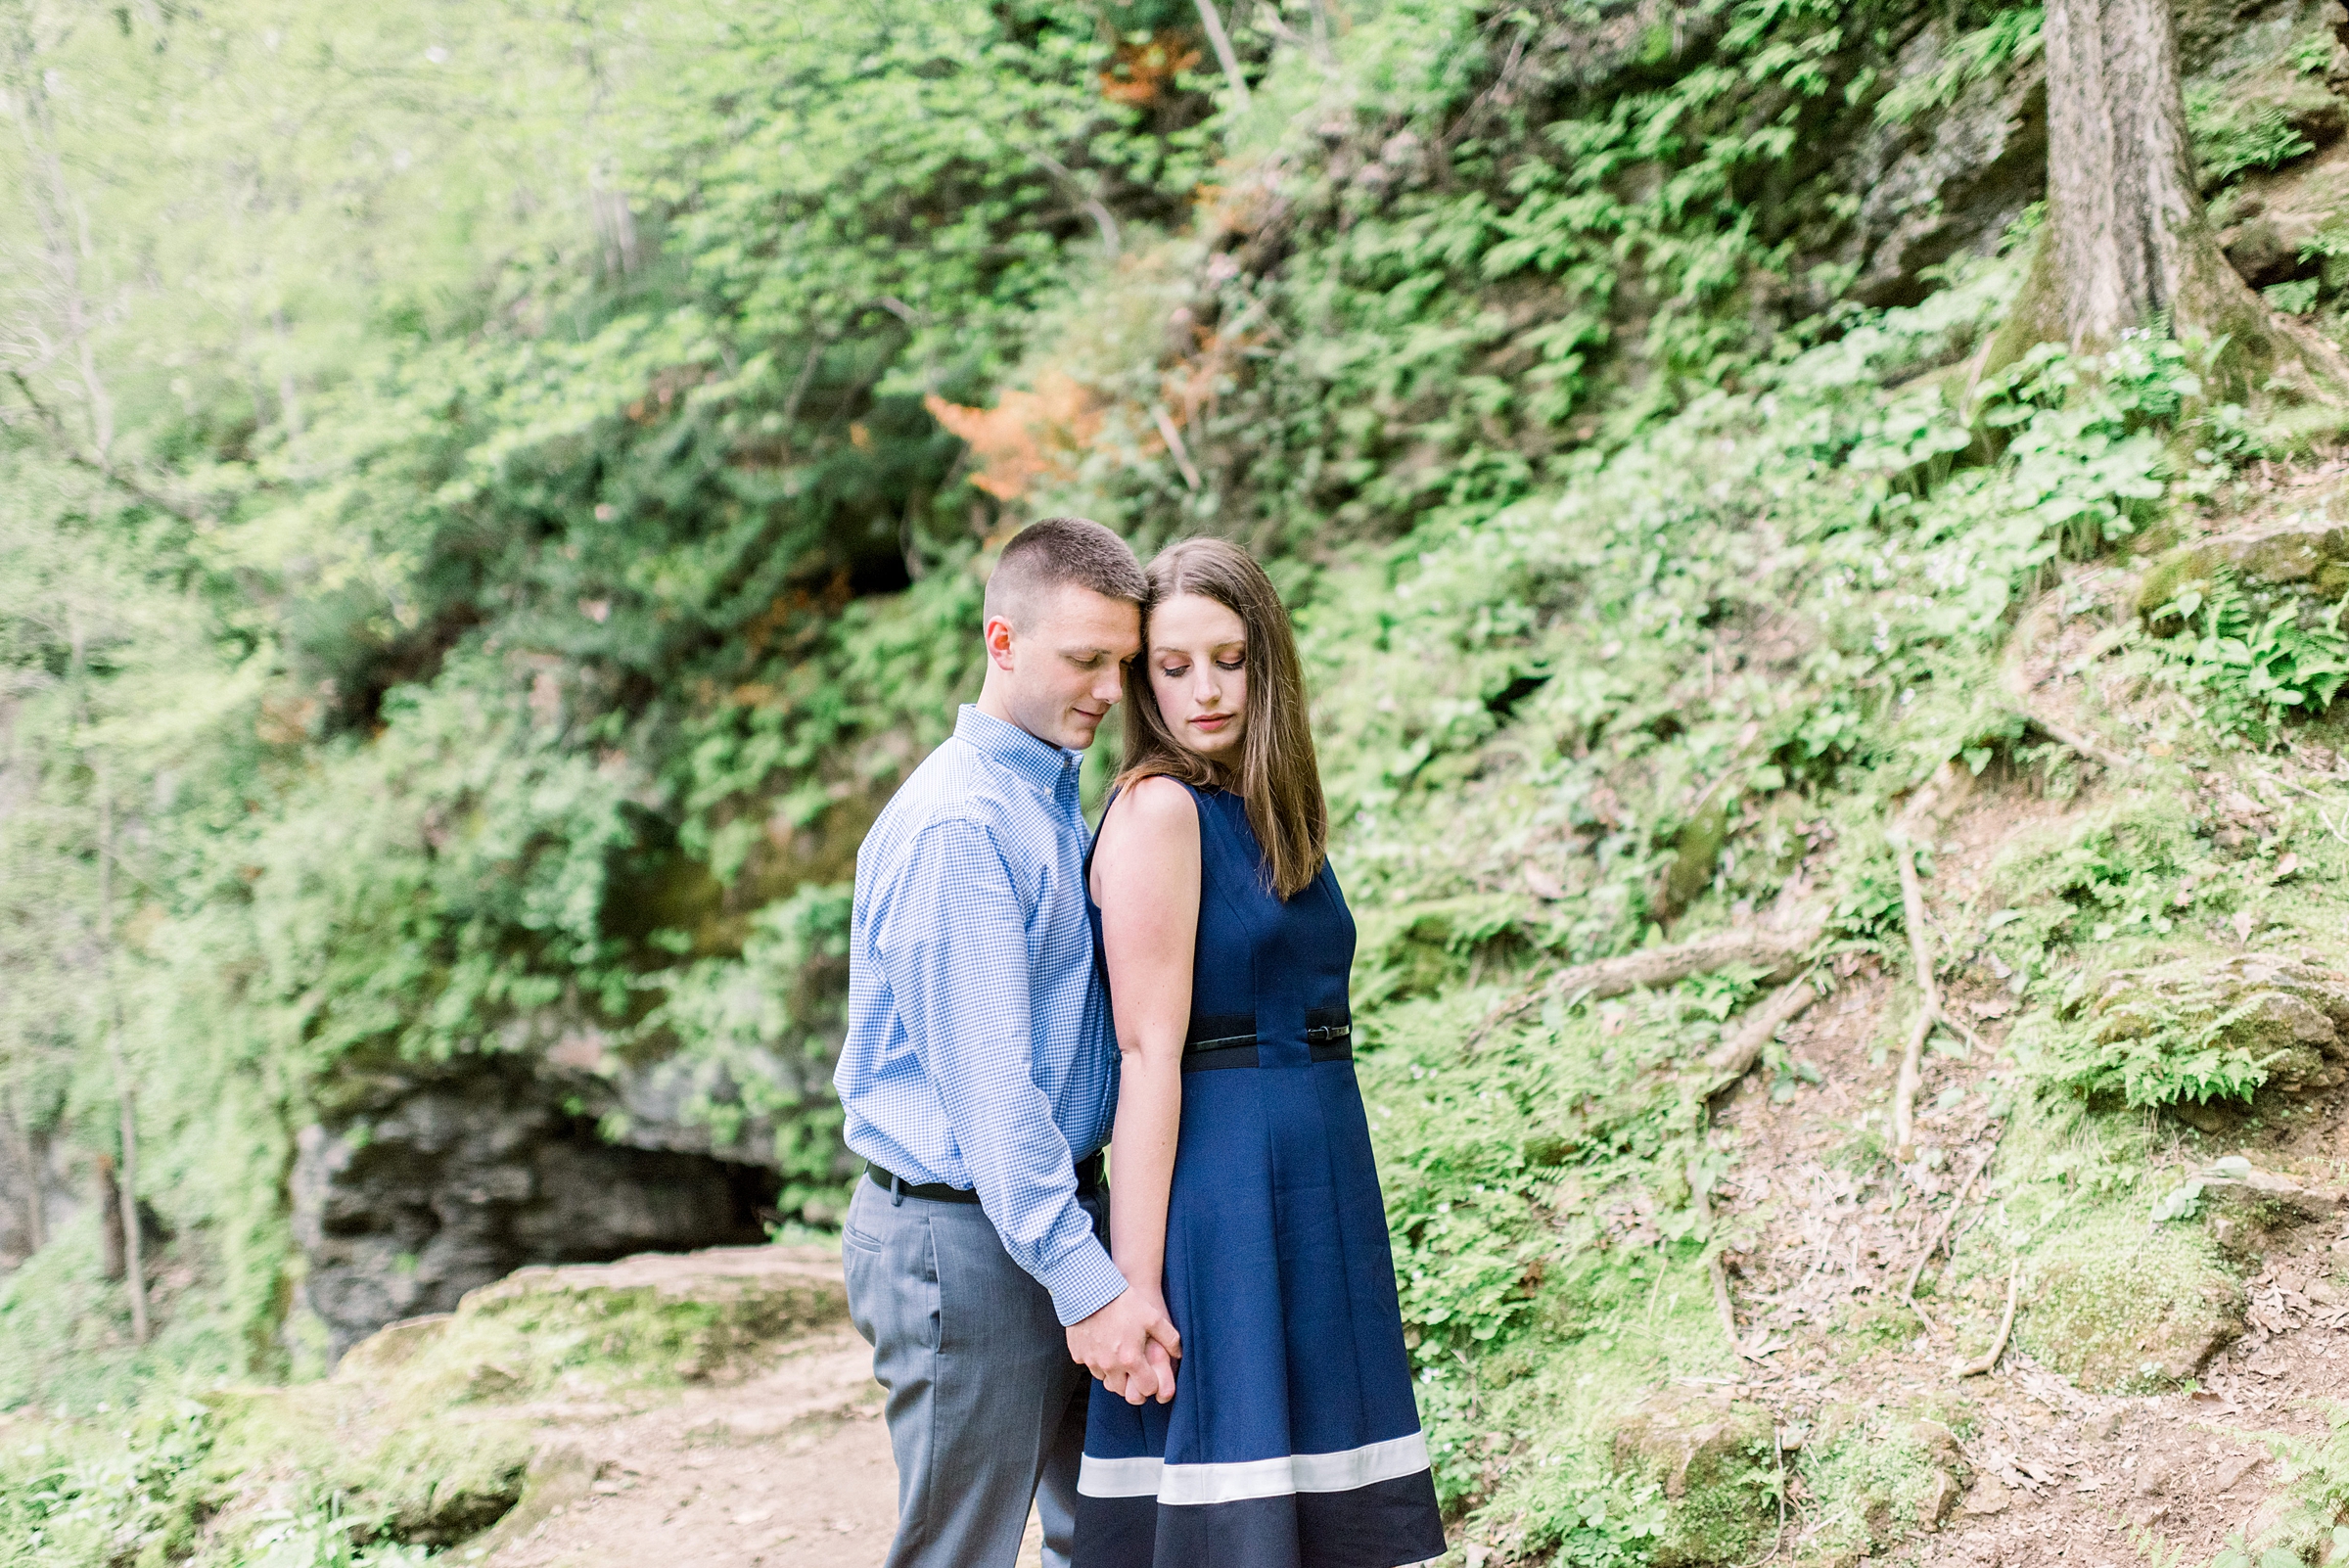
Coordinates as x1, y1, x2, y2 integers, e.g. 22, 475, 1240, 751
2044, 950, 2349, 1109
1792, 1407, 1970, 1566
345, 1243, 849, 1401
173, 1246, 849, 1557
2014, 1213, 2243, 1392
1608, 1389, 1778, 1567
2137, 518, 2349, 613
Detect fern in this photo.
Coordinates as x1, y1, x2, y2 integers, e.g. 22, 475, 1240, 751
1876, 8, 2043, 126
2147, 570, 2349, 745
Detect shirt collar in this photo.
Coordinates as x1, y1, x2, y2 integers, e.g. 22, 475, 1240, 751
955, 704, 1082, 796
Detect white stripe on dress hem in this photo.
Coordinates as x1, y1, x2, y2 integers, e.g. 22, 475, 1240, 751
1077, 1430, 1430, 1505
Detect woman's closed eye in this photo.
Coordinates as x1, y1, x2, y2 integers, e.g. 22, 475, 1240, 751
1158, 658, 1244, 676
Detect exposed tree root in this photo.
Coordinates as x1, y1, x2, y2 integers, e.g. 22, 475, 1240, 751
1887, 830, 1988, 1160
1692, 981, 1819, 1100
1689, 1157, 1750, 1361
1956, 1260, 2021, 1377
2021, 708, 2131, 772
1463, 922, 1819, 1055
1890, 832, 1936, 1160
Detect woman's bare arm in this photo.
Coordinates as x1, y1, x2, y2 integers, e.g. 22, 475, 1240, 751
1092, 775, 1200, 1404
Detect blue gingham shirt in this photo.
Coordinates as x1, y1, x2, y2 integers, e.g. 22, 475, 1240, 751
835, 705, 1128, 1325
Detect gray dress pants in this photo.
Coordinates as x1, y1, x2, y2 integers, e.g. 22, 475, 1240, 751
844, 1175, 1105, 1568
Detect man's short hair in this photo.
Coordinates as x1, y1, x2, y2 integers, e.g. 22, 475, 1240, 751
983, 516, 1147, 628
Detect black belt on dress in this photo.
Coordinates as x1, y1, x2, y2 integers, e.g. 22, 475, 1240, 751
866, 1151, 1104, 1205
1182, 1007, 1354, 1073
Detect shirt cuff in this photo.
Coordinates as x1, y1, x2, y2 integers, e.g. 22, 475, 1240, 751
1035, 1235, 1129, 1327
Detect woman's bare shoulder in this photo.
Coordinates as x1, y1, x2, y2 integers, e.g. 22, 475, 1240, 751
1099, 775, 1200, 851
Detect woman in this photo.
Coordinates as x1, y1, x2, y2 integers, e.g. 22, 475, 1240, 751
1075, 537, 1447, 1568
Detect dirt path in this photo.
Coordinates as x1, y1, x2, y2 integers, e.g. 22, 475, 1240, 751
469, 1321, 1047, 1568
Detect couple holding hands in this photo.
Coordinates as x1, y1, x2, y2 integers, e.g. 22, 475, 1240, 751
835, 517, 1446, 1568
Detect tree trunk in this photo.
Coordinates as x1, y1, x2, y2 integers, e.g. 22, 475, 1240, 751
114, 1082, 148, 1342
2, 1087, 40, 1254
1990, 0, 2327, 391
97, 1152, 124, 1282
95, 777, 149, 1344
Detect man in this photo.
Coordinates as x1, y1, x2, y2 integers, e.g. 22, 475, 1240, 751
836, 516, 1182, 1568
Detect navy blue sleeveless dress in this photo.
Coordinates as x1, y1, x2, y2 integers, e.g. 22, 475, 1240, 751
1074, 783, 1447, 1568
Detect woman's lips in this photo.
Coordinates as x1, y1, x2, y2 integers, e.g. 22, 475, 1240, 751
1191, 714, 1230, 730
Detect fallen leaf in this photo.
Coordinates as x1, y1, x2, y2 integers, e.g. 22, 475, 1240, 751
2234, 908, 2256, 944
734, 1507, 774, 1526
2275, 853, 2301, 880
1523, 863, 1565, 900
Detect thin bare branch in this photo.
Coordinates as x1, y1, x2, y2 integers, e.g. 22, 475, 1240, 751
1192, 0, 1254, 112
3, 370, 202, 521
1902, 1129, 2004, 1314
1152, 406, 1204, 491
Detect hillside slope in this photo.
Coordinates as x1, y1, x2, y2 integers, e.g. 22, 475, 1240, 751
18, 1, 2349, 1565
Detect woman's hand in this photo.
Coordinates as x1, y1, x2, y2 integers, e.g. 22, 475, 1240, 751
1092, 1282, 1180, 1405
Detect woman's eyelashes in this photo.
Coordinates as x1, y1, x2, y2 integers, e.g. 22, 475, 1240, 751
1155, 655, 1245, 678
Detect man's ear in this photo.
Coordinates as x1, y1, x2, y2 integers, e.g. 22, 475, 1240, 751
984, 614, 1018, 672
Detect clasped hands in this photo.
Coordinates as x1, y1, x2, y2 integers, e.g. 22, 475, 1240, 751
1066, 1286, 1181, 1405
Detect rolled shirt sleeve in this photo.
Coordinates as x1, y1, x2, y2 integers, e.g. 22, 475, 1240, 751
870, 817, 1128, 1325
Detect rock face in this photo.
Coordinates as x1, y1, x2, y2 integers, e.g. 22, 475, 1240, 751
2139, 515, 2349, 610
1838, 38, 2048, 308
335, 1243, 850, 1389
293, 1058, 783, 1360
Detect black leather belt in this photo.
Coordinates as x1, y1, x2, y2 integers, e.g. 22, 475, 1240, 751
1182, 1007, 1354, 1073
866, 1151, 1104, 1205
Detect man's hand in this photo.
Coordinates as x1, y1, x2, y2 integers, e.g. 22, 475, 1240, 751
1066, 1288, 1181, 1405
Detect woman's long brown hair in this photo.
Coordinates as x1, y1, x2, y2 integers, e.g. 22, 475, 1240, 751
1119, 538, 1328, 899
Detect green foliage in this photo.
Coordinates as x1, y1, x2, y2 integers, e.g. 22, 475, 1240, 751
2188, 82, 2318, 188
5, 0, 2329, 1559
0, 1403, 218, 1567
2238, 1408, 2349, 1568
1088, 0, 1998, 549
1875, 6, 2044, 125
1978, 335, 2194, 557
1795, 1409, 1952, 1561
2267, 277, 2323, 316
1982, 794, 2225, 971
2025, 986, 2280, 1108
2144, 572, 2349, 748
